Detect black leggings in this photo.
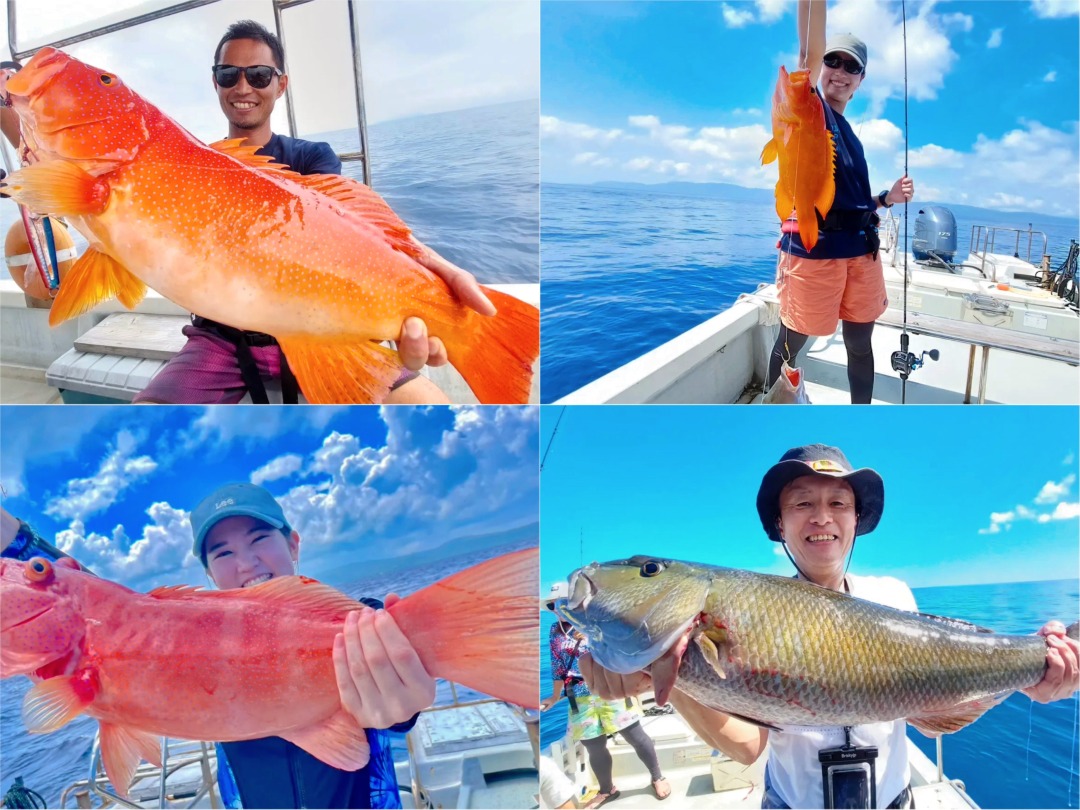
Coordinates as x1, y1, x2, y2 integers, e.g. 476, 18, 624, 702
767, 321, 876, 404
581, 720, 663, 793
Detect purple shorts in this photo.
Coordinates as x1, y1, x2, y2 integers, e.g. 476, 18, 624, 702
133, 325, 417, 404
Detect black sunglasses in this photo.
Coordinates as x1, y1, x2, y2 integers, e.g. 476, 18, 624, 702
212, 64, 282, 89
823, 54, 864, 75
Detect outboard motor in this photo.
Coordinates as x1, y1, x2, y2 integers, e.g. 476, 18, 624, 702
912, 205, 957, 264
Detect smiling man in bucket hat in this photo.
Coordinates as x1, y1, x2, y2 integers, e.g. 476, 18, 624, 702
581, 444, 1078, 810
188, 481, 436, 809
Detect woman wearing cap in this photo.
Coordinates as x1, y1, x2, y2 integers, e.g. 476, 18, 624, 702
190, 482, 436, 809
767, 1, 916, 404
581, 444, 1079, 809
542, 583, 669, 807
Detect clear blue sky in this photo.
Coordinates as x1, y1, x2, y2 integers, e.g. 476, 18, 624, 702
1, 406, 539, 590
542, 0, 1080, 217
539, 405, 1079, 591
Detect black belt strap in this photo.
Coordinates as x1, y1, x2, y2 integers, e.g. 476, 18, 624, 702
190, 316, 298, 404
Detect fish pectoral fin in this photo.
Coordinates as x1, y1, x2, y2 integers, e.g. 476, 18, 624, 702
760, 139, 778, 165
3, 160, 109, 217
23, 674, 94, 733
277, 337, 409, 404
388, 548, 539, 708
908, 692, 1011, 737
98, 723, 162, 800
48, 246, 147, 327
695, 631, 727, 679
280, 710, 370, 771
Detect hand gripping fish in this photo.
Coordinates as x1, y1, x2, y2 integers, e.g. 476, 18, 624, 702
760, 66, 836, 252
558, 556, 1077, 736
0, 548, 539, 799
0, 47, 539, 404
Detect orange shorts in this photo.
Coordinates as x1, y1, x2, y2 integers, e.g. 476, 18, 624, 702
776, 252, 888, 336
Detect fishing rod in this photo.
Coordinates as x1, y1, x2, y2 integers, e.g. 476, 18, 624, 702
539, 406, 566, 473
888, 0, 937, 401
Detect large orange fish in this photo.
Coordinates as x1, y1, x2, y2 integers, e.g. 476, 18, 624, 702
1, 47, 538, 404
760, 66, 836, 252
0, 548, 539, 799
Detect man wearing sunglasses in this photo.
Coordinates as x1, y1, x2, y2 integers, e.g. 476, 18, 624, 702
136, 20, 490, 405
767, 0, 915, 405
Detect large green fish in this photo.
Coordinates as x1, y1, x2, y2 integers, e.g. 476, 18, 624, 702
556, 556, 1077, 736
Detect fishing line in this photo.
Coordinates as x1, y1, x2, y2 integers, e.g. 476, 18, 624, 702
900, 0, 911, 404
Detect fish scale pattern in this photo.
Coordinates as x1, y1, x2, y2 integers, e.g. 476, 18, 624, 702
669, 568, 1047, 727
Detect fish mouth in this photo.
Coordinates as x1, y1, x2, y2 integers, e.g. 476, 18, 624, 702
0, 604, 51, 634
561, 565, 702, 675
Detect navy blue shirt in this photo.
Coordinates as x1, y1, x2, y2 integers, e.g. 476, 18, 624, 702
781, 91, 875, 260
257, 132, 342, 176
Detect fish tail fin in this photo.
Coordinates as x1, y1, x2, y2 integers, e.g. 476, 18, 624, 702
442, 288, 539, 404
389, 547, 539, 708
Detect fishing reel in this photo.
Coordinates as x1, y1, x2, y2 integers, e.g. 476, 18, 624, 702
890, 333, 938, 380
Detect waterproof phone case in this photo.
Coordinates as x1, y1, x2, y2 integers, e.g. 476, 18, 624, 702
819, 744, 877, 809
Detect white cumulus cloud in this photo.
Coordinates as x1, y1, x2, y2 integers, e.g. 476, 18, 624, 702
45, 430, 157, 523
251, 454, 305, 486
541, 115, 623, 144
986, 28, 1004, 48
721, 3, 756, 28
1030, 0, 1080, 18
1043, 70, 1057, 82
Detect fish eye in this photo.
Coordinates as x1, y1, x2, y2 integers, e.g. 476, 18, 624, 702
639, 560, 665, 577
99, 73, 116, 86
26, 557, 54, 583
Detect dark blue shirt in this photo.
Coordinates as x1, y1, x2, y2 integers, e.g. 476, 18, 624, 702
257, 132, 342, 176
781, 91, 875, 260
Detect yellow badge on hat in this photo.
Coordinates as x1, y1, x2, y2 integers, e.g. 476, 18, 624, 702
809, 459, 845, 473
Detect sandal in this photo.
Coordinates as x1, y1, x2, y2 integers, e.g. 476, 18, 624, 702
584, 788, 621, 808
652, 777, 671, 800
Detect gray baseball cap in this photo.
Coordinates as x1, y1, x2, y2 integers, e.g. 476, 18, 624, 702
190, 482, 291, 564
825, 33, 867, 70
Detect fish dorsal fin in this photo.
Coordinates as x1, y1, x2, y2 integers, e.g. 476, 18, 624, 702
149, 576, 365, 620
207, 138, 296, 175
917, 612, 995, 634
206, 139, 423, 261
287, 173, 424, 262
908, 692, 1011, 737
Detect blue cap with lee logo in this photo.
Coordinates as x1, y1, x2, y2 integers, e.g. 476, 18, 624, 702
190, 483, 291, 564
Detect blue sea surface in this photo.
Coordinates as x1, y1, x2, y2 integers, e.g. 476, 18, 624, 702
321, 99, 539, 285
540, 182, 1080, 402
538, 577, 1080, 810
0, 539, 534, 806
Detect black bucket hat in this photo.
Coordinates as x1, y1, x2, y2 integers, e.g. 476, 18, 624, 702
756, 444, 884, 543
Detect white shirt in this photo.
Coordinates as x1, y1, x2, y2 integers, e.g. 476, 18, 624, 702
765, 574, 919, 809
539, 755, 577, 809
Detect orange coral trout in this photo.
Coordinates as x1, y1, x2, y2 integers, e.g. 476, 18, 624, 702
760, 66, 835, 252
1, 47, 538, 404
0, 548, 539, 799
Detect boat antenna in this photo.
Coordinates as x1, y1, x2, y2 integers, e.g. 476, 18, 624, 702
540, 406, 566, 473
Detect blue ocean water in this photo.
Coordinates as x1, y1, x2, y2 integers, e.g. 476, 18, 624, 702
538, 578, 1080, 810
540, 182, 1080, 402
0, 539, 534, 806
321, 99, 539, 285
